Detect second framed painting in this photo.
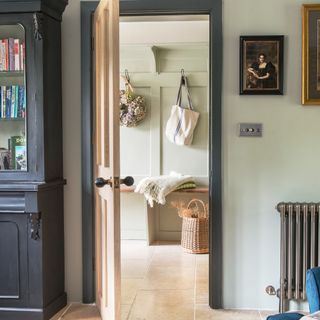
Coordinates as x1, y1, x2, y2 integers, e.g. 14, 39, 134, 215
240, 35, 284, 95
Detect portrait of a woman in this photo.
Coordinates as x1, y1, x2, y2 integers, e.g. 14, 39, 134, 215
247, 53, 277, 89
240, 36, 283, 95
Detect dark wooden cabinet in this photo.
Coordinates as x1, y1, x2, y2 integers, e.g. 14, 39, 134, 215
0, 1, 67, 319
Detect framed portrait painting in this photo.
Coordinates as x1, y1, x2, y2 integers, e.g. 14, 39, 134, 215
302, 4, 320, 105
240, 35, 284, 95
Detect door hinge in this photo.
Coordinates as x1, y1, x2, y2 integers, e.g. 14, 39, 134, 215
92, 257, 95, 272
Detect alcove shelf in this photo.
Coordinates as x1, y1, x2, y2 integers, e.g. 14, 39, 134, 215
120, 43, 209, 74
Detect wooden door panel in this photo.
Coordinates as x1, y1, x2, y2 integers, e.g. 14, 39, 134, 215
94, 0, 120, 319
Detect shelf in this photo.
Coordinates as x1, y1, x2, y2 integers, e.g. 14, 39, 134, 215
0, 71, 24, 78
0, 117, 25, 121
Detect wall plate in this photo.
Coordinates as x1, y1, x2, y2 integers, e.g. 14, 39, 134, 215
239, 123, 263, 137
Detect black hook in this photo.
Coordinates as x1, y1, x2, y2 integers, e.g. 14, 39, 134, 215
124, 69, 130, 82
181, 69, 186, 85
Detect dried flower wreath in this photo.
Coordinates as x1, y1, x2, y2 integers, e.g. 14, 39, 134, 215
119, 70, 147, 127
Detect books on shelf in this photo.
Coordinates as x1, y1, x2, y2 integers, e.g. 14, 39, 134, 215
0, 85, 26, 119
0, 38, 25, 72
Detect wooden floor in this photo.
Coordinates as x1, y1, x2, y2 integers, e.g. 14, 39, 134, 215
51, 241, 278, 320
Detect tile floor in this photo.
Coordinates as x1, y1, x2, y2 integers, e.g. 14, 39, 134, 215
51, 240, 278, 320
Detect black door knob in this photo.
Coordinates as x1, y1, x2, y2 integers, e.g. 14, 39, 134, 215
95, 177, 111, 188
95, 176, 134, 188
120, 176, 134, 186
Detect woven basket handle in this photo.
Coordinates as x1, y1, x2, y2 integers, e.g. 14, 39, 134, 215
187, 199, 207, 218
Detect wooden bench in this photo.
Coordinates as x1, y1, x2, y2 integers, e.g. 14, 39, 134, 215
120, 186, 209, 244
121, 186, 208, 193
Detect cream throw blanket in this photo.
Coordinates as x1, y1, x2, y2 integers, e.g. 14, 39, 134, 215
135, 172, 194, 207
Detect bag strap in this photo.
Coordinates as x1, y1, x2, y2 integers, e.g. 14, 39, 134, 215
175, 74, 194, 111
183, 76, 194, 110
176, 76, 184, 106
121, 69, 134, 94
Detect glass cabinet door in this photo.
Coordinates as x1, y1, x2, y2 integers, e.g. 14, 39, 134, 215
0, 24, 26, 171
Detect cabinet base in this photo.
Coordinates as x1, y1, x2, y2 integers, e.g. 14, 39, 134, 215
0, 293, 67, 320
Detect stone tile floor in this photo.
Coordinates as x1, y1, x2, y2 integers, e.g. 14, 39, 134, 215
51, 240, 278, 320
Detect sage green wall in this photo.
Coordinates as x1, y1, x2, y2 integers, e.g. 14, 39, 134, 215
223, 0, 320, 310
61, 0, 320, 310
120, 45, 209, 239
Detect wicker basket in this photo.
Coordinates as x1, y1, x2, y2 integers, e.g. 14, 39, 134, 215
180, 199, 209, 254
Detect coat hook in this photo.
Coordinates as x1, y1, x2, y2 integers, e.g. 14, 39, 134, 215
181, 69, 186, 85
124, 69, 130, 82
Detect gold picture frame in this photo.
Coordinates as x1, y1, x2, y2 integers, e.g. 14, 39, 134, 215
302, 4, 320, 105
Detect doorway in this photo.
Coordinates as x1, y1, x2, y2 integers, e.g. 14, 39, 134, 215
81, 0, 223, 310
119, 14, 209, 318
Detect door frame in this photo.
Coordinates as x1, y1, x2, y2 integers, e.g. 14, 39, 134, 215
81, 0, 223, 308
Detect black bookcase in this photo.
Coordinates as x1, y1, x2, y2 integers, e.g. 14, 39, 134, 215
0, 1, 68, 320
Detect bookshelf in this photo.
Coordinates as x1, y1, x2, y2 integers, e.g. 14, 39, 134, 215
0, 24, 26, 172
0, 2, 68, 320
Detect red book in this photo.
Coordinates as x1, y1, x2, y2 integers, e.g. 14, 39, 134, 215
14, 39, 20, 71
0, 41, 4, 71
3, 39, 8, 71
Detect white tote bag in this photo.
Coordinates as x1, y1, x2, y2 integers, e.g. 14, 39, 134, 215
165, 75, 200, 146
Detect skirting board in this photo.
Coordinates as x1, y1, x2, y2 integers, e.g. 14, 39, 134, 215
0, 292, 67, 320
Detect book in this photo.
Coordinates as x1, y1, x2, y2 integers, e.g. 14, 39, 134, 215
18, 86, 24, 118
10, 136, 26, 169
0, 38, 25, 72
15, 145, 26, 171
0, 41, 4, 71
1, 86, 6, 118
6, 86, 11, 118
0, 85, 26, 119
8, 38, 14, 71
20, 43, 24, 71
14, 86, 18, 118
11, 85, 16, 118
14, 39, 20, 71
3, 39, 8, 71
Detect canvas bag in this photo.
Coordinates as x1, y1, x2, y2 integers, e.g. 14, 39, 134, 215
165, 75, 200, 146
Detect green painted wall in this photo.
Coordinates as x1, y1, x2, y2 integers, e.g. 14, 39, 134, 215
120, 45, 209, 240
223, 0, 320, 310
62, 0, 320, 310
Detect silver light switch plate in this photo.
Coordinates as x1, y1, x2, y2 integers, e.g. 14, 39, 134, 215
239, 123, 263, 137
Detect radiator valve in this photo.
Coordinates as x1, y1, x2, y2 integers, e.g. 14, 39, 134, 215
266, 285, 277, 296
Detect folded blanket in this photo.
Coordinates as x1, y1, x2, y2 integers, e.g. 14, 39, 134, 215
135, 172, 195, 207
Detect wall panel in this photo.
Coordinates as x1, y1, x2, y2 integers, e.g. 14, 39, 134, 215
120, 44, 209, 240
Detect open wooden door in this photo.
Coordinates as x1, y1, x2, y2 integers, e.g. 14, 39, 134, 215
93, 0, 120, 319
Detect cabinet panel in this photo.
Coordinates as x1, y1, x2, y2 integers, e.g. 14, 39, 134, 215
0, 213, 28, 308
0, 222, 19, 298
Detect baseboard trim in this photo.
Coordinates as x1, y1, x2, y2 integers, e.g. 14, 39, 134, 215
0, 292, 67, 320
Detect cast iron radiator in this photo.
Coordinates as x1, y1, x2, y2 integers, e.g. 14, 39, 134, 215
267, 202, 320, 312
